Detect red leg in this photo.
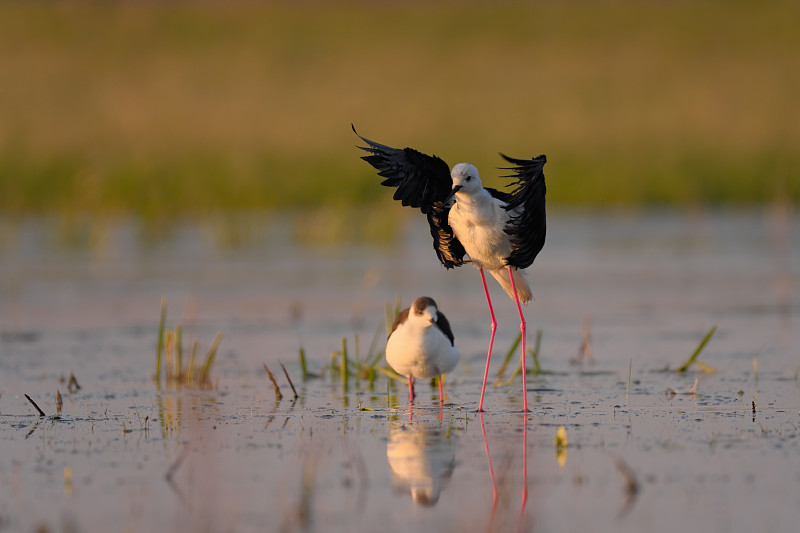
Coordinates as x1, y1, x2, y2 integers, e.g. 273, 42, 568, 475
408, 375, 414, 405
438, 375, 444, 406
508, 267, 528, 412
478, 267, 498, 412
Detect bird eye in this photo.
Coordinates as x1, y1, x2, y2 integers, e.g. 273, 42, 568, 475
466, 176, 472, 181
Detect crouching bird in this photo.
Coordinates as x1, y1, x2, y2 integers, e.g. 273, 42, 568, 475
386, 297, 460, 406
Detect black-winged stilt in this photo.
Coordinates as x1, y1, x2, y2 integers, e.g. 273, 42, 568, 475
354, 126, 547, 412
386, 296, 460, 406
386, 419, 457, 506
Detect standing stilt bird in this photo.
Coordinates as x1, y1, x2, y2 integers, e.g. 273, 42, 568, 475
354, 125, 547, 412
386, 296, 460, 406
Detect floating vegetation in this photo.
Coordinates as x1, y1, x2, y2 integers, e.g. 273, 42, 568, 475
280, 361, 299, 399
356, 393, 375, 411
554, 426, 568, 467
24, 394, 45, 417
626, 359, 632, 404
676, 326, 717, 373
154, 297, 222, 388
554, 425, 568, 448
665, 377, 699, 398
264, 364, 283, 401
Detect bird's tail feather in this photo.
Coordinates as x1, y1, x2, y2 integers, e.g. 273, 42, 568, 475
489, 268, 532, 304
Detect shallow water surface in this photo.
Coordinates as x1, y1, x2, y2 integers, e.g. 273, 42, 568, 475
1, 210, 799, 532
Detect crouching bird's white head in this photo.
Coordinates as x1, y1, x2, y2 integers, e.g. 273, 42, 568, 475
385, 297, 460, 407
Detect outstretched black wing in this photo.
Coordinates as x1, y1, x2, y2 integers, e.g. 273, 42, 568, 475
353, 125, 452, 214
499, 153, 547, 269
354, 125, 466, 268
427, 202, 467, 268
485, 187, 513, 204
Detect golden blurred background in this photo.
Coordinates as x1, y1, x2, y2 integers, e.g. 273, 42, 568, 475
1, 0, 798, 220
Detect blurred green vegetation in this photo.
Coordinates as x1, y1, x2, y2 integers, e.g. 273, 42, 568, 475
0, 0, 798, 219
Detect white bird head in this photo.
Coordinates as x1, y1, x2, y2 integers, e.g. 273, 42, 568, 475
449, 163, 482, 197
411, 296, 438, 326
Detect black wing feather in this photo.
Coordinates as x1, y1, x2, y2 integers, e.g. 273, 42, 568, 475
484, 186, 513, 204
427, 202, 466, 268
388, 307, 410, 338
353, 125, 452, 214
354, 125, 466, 268
499, 153, 547, 269
435, 310, 456, 346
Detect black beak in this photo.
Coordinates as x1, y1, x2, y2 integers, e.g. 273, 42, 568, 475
444, 184, 463, 204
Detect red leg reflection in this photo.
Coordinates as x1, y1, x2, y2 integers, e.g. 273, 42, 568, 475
519, 415, 529, 531
480, 413, 499, 527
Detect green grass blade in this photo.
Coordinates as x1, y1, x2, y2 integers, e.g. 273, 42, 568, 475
366, 320, 384, 360
677, 326, 717, 372
165, 330, 174, 379
384, 302, 395, 337
340, 337, 349, 390
299, 346, 309, 379
175, 324, 182, 377
374, 366, 408, 385
328, 351, 338, 381
530, 329, 542, 374
187, 341, 198, 383
354, 334, 361, 375
155, 297, 166, 384
367, 346, 385, 369
496, 360, 522, 387
496, 331, 523, 379
201, 331, 223, 381
496, 329, 544, 384
495, 331, 522, 382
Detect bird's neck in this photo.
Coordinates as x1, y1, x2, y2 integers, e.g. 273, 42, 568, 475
455, 188, 489, 207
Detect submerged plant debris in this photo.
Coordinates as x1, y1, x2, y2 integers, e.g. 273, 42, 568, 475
154, 297, 222, 389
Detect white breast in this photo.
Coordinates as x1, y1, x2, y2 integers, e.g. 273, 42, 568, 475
448, 191, 512, 270
386, 322, 459, 379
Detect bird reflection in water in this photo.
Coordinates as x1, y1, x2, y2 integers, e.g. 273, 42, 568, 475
386, 419, 459, 507
481, 413, 529, 531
